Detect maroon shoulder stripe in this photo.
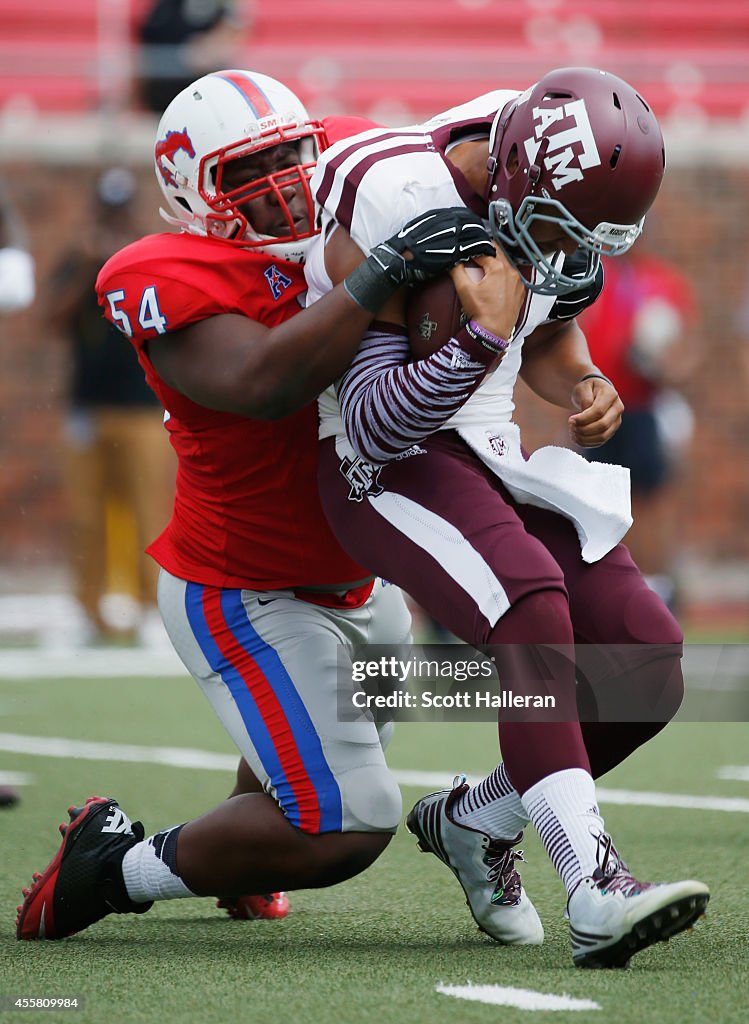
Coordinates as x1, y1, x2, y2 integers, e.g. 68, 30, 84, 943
334, 142, 436, 233
315, 131, 425, 211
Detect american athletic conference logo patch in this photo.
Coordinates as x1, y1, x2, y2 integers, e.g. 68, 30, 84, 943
264, 265, 294, 300
523, 99, 601, 191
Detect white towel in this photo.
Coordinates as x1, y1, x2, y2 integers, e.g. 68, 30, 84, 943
457, 423, 632, 563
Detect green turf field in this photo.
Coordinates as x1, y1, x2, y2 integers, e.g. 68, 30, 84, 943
1, 669, 748, 1024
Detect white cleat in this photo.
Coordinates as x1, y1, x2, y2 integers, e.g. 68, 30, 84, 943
406, 776, 544, 945
568, 834, 709, 968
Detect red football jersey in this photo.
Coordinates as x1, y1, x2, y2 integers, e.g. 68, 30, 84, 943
96, 232, 371, 591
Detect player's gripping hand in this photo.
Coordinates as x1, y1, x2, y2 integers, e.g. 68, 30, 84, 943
569, 375, 624, 447
344, 208, 494, 313
450, 244, 526, 349
378, 208, 496, 284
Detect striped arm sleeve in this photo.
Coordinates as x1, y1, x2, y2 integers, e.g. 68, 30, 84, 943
338, 325, 499, 464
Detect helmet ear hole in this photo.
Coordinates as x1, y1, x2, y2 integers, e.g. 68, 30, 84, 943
505, 143, 520, 175
175, 197, 192, 211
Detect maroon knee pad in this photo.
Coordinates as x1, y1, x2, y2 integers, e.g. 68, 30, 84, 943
488, 587, 573, 646
577, 583, 684, 778
490, 585, 685, 792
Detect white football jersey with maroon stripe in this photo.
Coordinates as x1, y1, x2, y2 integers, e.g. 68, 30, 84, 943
307, 92, 560, 440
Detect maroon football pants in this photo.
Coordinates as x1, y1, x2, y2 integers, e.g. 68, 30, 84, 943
319, 431, 683, 794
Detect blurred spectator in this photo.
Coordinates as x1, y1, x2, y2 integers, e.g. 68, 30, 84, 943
45, 168, 176, 646
137, 0, 245, 114
0, 185, 34, 313
578, 245, 698, 610
0, 184, 34, 808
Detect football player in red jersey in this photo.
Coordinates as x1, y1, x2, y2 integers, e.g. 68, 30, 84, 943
15, 70, 504, 941
307, 67, 709, 966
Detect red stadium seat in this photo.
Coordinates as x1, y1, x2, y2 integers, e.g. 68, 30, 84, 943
0, 0, 747, 119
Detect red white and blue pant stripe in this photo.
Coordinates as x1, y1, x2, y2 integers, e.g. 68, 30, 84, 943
184, 582, 343, 834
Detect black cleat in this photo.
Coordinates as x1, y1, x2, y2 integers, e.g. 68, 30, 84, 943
16, 796, 153, 940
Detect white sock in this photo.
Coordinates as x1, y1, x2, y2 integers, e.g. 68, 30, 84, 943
121, 825, 196, 902
451, 763, 529, 839
521, 768, 605, 895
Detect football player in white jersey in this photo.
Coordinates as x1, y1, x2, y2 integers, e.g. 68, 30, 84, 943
307, 67, 709, 967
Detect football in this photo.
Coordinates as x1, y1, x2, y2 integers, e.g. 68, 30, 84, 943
406, 263, 484, 361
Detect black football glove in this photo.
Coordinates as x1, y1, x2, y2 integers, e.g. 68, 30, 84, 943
549, 248, 605, 321
344, 207, 494, 313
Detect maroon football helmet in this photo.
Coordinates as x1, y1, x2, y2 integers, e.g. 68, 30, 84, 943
486, 67, 666, 295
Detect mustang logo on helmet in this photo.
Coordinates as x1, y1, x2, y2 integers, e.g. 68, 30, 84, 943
155, 128, 196, 187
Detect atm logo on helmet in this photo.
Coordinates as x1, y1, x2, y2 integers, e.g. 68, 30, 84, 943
523, 99, 601, 191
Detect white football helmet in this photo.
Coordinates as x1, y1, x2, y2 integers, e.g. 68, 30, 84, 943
154, 69, 329, 262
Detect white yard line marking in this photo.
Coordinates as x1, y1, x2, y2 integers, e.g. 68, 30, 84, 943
0, 649, 186, 679
1, 643, 747, 686
0, 733, 236, 771
718, 766, 749, 781
1, 735, 749, 813
393, 769, 749, 813
436, 983, 601, 1011
593, 787, 749, 814
0, 770, 32, 786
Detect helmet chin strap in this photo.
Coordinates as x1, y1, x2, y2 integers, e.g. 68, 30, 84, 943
485, 101, 551, 222
523, 136, 550, 196
159, 207, 205, 235
485, 99, 517, 201
158, 154, 189, 190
